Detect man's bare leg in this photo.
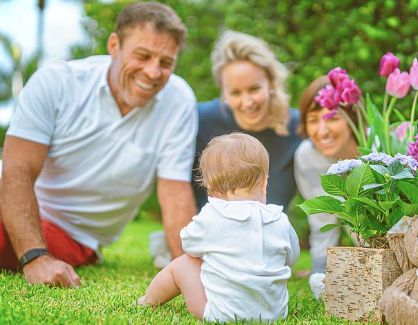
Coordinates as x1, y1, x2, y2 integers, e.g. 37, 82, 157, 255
138, 254, 207, 319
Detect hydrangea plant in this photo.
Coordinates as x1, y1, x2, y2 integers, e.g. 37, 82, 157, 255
300, 154, 418, 246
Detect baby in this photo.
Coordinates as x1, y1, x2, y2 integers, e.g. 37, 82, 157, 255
138, 133, 300, 322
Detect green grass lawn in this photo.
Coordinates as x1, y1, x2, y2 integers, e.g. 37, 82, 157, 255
0, 215, 351, 324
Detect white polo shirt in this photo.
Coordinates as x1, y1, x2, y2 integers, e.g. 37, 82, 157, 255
181, 197, 300, 322
7, 55, 197, 253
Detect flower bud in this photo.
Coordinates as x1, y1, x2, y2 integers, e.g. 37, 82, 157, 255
340, 79, 361, 104
328, 67, 349, 90
386, 69, 410, 98
379, 52, 400, 77
410, 58, 418, 90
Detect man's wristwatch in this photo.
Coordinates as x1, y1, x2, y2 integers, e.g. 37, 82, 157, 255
19, 248, 49, 268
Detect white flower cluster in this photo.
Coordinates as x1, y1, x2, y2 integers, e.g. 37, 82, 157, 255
361, 152, 418, 172
393, 153, 418, 172
361, 152, 394, 165
327, 159, 363, 175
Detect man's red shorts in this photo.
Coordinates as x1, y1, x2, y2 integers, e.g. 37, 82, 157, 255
0, 219, 97, 271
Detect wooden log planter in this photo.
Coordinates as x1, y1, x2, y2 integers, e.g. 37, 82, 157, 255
324, 247, 402, 323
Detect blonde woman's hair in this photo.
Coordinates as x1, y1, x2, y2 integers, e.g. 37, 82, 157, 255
198, 133, 269, 197
211, 30, 290, 135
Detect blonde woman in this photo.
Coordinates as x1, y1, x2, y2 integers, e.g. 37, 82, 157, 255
193, 30, 301, 211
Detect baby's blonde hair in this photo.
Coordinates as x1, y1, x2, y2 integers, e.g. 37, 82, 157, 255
198, 133, 269, 196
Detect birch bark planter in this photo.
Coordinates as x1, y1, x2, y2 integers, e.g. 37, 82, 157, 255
324, 247, 402, 323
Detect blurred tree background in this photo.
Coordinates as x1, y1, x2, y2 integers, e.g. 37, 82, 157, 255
69, 0, 418, 246
71, 0, 418, 109
1, 0, 417, 246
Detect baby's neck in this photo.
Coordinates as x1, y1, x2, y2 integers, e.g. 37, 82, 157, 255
221, 188, 266, 204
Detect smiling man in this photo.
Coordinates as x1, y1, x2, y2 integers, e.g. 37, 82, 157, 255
0, 2, 197, 287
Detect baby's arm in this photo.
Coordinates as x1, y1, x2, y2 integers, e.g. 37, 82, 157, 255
180, 212, 209, 257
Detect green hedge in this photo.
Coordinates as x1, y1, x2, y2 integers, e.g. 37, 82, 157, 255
73, 0, 418, 109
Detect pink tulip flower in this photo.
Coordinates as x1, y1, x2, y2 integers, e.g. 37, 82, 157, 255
379, 52, 400, 77
328, 67, 349, 90
395, 122, 410, 142
410, 58, 418, 90
315, 84, 339, 110
386, 69, 411, 98
340, 78, 361, 104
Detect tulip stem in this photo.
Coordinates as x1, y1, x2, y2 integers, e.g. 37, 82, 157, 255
356, 105, 367, 148
384, 96, 397, 155
357, 101, 368, 124
409, 91, 418, 142
383, 93, 388, 116
338, 108, 363, 147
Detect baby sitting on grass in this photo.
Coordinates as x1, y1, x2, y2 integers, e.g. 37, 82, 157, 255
138, 133, 300, 322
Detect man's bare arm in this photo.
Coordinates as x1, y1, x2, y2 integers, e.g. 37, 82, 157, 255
157, 178, 196, 258
1, 136, 79, 287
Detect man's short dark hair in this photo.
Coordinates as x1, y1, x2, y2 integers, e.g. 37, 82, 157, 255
116, 1, 187, 48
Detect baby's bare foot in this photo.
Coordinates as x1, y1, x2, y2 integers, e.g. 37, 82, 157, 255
137, 296, 147, 306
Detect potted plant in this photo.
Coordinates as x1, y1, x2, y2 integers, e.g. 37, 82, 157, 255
299, 53, 418, 322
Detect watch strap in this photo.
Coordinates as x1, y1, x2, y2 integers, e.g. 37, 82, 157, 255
19, 248, 49, 268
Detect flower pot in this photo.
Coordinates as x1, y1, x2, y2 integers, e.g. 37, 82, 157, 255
324, 246, 402, 323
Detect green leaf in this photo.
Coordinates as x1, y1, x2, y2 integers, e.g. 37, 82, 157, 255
365, 216, 387, 232
378, 200, 399, 210
320, 174, 347, 197
392, 108, 407, 121
346, 164, 375, 197
387, 160, 404, 176
391, 168, 415, 180
400, 202, 418, 216
358, 147, 372, 155
365, 95, 385, 151
370, 164, 389, 176
362, 183, 384, 190
320, 224, 339, 233
298, 196, 342, 215
351, 197, 385, 213
398, 181, 418, 203
389, 203, 406, 227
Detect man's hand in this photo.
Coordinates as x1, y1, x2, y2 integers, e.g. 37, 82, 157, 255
23, 255, 80, 288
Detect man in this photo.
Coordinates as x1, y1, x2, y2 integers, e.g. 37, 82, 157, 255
0, 1, 197, 287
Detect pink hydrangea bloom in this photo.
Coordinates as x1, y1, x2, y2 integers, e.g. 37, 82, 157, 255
386, 69, 411, 98
379, 52, 400, 77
